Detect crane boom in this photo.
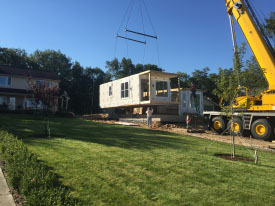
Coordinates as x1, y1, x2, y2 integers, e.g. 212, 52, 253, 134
204, 1, 275, 141
225, 0, 275, 90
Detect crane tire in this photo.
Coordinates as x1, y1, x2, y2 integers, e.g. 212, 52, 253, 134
211, 116, 225, 134
227, 119, 243, 136
251, 119, 271, 140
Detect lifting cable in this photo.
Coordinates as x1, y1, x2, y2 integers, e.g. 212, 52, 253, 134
228, 15, 241, 86
114, 0, 134, 58
138, 0, 146, 64
114, 0, 160, 66
141, 0, 160, 66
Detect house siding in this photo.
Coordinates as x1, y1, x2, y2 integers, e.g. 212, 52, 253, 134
100, 74, 140, 108
0, 68, 60, 111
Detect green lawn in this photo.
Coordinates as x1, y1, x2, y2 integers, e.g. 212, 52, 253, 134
1, 113, 275, 205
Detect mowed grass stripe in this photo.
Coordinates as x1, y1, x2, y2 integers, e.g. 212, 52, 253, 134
1, 114, 275, 205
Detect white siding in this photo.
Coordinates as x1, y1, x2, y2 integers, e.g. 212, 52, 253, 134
100, 74, 140, 108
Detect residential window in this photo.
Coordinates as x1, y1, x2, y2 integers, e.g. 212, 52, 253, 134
0, 76, 11, 86
0, 96, 8, 105
155, 81, 168, 97
25, 98, 35, 109
25, 98, 43, 109
121, 82, 129, 98
36, 80, 52, 88
109, 85, 112, 96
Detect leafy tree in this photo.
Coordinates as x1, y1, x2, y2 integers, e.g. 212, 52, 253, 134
242, 56, 268, 94
265, 12, 275, 39
212, 67, 235, 101
135, 63, 145, 73
176, 72, 191, 88
30, 49, 72, 73
143, 64, 163, 72
105, 58, 121, 80
85, 67, 105, 113
67, 62, 88, 114
30, 50, 72, 89
30, 50, 73, 108
190, 67, 219, 103
0, 48, 35, 69
213, 43, 246, 102
106, 57, 163, 80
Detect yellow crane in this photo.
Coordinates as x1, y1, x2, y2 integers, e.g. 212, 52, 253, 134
204, 0, 275, 140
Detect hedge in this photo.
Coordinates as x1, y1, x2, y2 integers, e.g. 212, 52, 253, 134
0, 131, 84, 206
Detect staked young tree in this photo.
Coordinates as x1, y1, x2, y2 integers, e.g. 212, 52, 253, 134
27, 76, 59, 138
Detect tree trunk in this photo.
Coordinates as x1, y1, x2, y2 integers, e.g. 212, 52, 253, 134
44, 107, 51, 138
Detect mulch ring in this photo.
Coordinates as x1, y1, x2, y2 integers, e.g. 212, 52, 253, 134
215, 153, 254, 162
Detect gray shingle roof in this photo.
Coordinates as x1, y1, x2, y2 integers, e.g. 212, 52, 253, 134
0, 66, 60, 81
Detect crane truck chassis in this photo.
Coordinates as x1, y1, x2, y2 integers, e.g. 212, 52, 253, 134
203, 111, 275, 140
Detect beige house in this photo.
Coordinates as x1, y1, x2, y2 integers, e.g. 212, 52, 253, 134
0, 66, 60, 111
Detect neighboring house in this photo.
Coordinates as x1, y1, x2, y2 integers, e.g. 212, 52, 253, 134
0, 66, 60, 111
100, 70, 205, 117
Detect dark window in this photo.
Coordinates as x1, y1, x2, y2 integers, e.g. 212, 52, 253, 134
121, 82, 129, 98
36, 80, 51, 88
0, 76, 11, 86
155, 81, 168, 97
109, 86, 112, 96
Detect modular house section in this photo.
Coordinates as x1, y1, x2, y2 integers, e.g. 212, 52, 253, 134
100, 70, 206, 118
100, 70, 178, 109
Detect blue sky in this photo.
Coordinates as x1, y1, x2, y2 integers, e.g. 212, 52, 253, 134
0, 0, 274, 74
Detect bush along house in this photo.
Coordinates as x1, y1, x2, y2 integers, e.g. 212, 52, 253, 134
0, 65, 60, 111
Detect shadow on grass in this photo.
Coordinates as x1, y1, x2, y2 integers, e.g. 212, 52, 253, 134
68, 126, 191, 150
28, 134, 66, 138
0, 114, 192, 150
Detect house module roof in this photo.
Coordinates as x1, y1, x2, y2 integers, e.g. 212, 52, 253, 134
0, 65, 60, 81
139, 70, 177, 78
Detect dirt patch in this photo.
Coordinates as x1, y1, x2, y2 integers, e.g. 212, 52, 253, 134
215, 154, 254, 162
0, 160, 25, 206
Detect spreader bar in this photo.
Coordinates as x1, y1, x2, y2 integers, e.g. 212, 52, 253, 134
117, 35, 146, 44
125, 29, 157, 39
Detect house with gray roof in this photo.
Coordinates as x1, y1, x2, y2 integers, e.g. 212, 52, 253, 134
0, 66, 60, 111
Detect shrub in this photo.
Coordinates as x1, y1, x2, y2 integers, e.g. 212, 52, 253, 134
0, 131, 84, 206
